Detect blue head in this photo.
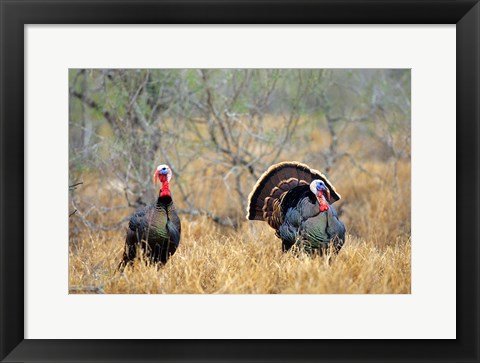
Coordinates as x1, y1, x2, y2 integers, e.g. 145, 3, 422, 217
153, 164, 172, 185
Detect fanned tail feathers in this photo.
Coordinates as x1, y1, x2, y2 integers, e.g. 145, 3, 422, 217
246, 161, 341, 229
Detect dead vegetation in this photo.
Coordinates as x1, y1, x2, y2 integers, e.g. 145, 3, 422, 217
69, 69, 411, 294
69, 159, 411, 294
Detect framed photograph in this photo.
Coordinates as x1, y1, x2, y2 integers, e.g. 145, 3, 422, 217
1, 1, 479, 362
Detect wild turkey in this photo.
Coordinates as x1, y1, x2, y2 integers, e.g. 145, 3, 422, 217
246, 161, 345, 254
119, 164, 181, 269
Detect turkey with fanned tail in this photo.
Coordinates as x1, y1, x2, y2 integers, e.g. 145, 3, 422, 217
246, 161, 345, 254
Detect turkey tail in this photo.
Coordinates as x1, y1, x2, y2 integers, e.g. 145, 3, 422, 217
246, 161, 341, 225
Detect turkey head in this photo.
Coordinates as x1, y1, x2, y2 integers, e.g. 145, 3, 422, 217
153, 164, 173, 198
310, 180, 331, 212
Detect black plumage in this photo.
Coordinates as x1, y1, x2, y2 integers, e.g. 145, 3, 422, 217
119, 165, 181, 269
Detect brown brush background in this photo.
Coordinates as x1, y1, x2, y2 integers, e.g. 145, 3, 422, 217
69, 69, 411, 294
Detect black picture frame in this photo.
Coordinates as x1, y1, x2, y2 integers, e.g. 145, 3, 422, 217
1, 1, 479, 362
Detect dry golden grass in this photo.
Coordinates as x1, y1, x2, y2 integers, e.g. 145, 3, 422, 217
69, 224, 410, 294
69, 158, 411, 294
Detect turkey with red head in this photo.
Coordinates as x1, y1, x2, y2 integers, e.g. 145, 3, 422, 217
119, 164, 181, 269
246, 161, 345, 254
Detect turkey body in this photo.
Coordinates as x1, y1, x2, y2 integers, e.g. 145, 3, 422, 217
247, 161, 346, 254
121, 195, 181, 268
277, 184, 345, 253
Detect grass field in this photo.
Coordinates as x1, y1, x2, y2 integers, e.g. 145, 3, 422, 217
69, 159, 411, 294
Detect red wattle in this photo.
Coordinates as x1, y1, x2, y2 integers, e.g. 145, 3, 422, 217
159, 179, 171, 197
319, 203, 329, 212
317, 191, 329, 212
